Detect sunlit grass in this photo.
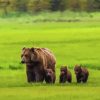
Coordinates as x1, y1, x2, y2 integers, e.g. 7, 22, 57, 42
0, 86, 100, 100
0, 12, 100, 100
0, 21, 100, 68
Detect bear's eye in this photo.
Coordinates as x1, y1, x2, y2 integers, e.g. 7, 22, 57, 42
25, 55, 28, 57
62, 70, 64, 72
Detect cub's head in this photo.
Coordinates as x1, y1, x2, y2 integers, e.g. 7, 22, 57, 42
74, 65, 82, 74
60, 66, 67, 75
45, 69, 53, 77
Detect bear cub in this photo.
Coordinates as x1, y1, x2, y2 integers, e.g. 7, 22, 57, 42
74, 65, 89, 83
44, 68, 56, 83
59, 66, 72, 83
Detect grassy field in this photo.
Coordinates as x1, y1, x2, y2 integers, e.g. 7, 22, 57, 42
0, 69, 100, 100
0, 19, 100, 69
0, 12, 100, 100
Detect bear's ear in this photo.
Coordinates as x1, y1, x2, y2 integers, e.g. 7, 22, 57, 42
30, 48, 35, 52
22, 47, 26, 50
63, 66, 67, 70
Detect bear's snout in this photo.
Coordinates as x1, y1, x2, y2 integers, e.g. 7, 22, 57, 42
21, 60, 25, 64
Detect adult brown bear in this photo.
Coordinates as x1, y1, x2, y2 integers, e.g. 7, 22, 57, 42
21, 47, 56, 83
74, 65, 89, 83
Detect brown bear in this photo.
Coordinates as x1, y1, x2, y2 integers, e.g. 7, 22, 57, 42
44, 68, 56, 83
59, 66, 72, 83
74, 65, 89, 83
21, 47, 56, 83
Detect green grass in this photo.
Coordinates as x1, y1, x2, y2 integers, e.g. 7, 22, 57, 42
0, 69, 100, 100
0, 12, 100, 100
0, 86, 100, 100
0, 17, 100, 69
0, 69, 100, 87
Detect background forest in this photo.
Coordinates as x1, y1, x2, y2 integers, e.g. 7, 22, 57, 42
0, 0, 100, 16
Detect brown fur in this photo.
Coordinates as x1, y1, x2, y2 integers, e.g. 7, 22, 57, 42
59, 66, 72, 83
74, 65, 89, 83
21, 47, 56, 83
31, 48, 56, 72
44, 68, 56, 83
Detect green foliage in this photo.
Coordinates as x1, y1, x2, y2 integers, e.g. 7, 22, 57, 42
28, 0, 50, 12
0, 0, 100, 15
93, 0, 100, 10
50, 0, 60, 11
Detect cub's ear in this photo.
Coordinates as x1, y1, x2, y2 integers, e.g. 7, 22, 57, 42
30, 48, 35, 52
22, 47, 26, 50
64, 66, 68, 68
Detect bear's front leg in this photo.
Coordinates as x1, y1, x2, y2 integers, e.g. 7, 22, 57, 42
26, 71, 35, 83
76, 75, 81, 83
35, 71, 44, 82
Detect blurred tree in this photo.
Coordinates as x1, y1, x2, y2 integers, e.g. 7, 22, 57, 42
14, 0, 28, 12
79, 0, 88, 11
8, 0, 28, 12
0, 0, 100, 15
0, 0, 10, 15
50, 0, 60, 11
87, 0, 94, 11
59, 0, 67, 11
28, 0, 50, 13
67, 0, 80, 11
93, 0, 100, 10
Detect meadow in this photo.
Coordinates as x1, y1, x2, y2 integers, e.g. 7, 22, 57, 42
0, 11, 100, 100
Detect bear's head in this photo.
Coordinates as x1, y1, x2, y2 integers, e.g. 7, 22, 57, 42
74, 65, 82, 75
21, 47, 36, 64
